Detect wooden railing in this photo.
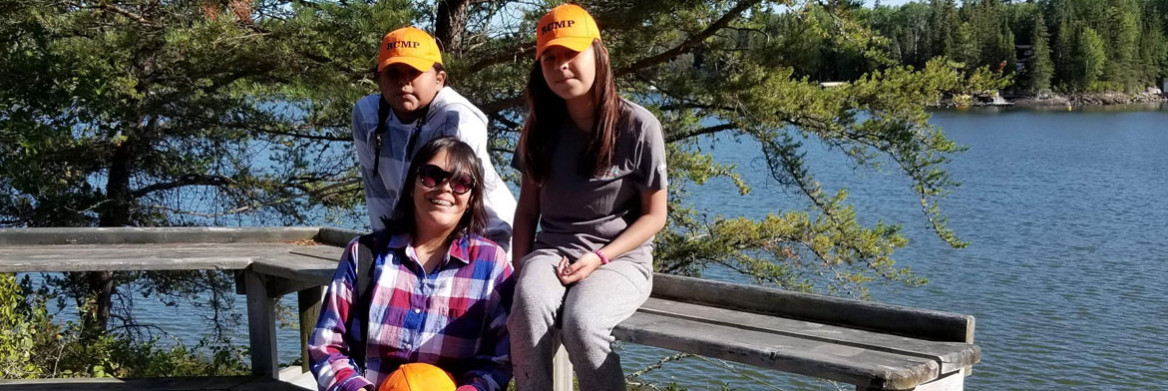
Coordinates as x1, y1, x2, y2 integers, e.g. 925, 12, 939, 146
0, 227, 980, 391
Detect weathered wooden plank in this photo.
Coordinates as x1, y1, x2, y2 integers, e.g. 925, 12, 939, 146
615, 311, 939, 390
0, 227, 320, 246
249, 254, 336, 287
652, 274, 975, 344
858, 368, 965, 391
245, 271, 279, 379
314, 227, 364, 248
279, 365, 319, 390
287, 245, 346, 262
0, 376, 274, 390
0, 243, 343, 274
0, 257, 254, 273
638, 298, 980, 375
227, 377, 314, 391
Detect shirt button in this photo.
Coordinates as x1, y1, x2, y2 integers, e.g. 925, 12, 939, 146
413, 308, 421, 314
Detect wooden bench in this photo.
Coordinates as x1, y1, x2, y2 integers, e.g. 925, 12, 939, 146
0, 376, 310, 390
0, 227, 979, 391
614, 274, 977, 390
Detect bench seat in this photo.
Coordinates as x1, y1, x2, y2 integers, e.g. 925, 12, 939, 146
616, 275, 980, 390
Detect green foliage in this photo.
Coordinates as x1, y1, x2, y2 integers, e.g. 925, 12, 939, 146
0, 274, 44, 379
866, 0, 1168, 93
1070, 26, 1108, 90
0, 274, 249, 379
1024, 12, 1055, 92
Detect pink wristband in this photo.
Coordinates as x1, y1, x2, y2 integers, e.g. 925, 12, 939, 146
595, 250, 609, 265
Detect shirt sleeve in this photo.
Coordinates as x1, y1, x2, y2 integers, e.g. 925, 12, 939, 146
309, 240, 376, 391
446, 107, 516, 239
635, 114, 668, 191
455, 246, 514, 391
353, 98, 394, 232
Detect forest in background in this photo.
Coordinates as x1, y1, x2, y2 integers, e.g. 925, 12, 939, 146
839, 0, 1168, 97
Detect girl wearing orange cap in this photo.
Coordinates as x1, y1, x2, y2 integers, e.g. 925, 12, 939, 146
508, 4, 669, 391
353, 26, 516, 251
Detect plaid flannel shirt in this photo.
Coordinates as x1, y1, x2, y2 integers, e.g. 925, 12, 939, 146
309, 233, 513, 391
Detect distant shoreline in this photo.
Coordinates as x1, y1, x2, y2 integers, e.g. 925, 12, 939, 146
1009, 91, 1168, 107
952, 90, 1168, 108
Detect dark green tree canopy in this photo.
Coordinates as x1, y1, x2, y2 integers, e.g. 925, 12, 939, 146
867, 0, 1168, 93
2, 0, 1008, 336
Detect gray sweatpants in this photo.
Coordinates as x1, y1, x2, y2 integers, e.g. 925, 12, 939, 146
508, 248, 653, 391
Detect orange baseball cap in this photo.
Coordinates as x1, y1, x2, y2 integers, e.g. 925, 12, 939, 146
535, 4, 601, 59
377, 363, 457, 391
378, 27, 443, 72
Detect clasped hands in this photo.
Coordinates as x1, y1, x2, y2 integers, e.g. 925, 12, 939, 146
556, 251, 603, 285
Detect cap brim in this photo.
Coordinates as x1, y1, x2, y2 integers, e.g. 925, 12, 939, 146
378, 56, 436, 73
537, 36, 595, 58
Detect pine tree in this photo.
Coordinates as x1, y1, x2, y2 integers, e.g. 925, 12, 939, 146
1071, 25, 1108, 90
1138, 6, 1168, 87
1049, 0, 1078, 91
1101, 0, 1142, 91
928, 0, 960, 60
1025, 12, 1055, 93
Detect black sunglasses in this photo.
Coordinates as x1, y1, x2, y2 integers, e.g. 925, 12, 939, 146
417, 164, 474, 195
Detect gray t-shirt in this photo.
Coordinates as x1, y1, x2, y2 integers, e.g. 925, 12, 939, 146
522, 100, 668, 263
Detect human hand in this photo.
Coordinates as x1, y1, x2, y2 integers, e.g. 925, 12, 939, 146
557, 252, 602, 285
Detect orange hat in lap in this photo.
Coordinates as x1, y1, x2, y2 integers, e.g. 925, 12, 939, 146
378, 26, 443, 72
377, 362, 457, 391
535, 4, 601, 59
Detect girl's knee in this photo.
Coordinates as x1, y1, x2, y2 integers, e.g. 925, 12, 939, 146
559, 310, 606, 345
512, 283, 560, 315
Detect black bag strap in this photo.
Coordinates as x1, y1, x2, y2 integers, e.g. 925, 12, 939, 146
372, 99, 391, 177
371, 97, 428, 179
351, 233, 380, 372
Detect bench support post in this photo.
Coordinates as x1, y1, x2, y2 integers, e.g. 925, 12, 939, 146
298, 285, 324, 373
246, 271, 279, 378
552, 332, 573, 391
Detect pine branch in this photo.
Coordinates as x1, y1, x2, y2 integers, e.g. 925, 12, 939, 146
469, 42, 536, 70
666, 123, 737, 143
615, 0, 766, 77
73, 1, 156, 28
131, 174, 238, 198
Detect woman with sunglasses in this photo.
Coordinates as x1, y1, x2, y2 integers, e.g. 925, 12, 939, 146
508, 4, 668, 391
310, 137, 513, 391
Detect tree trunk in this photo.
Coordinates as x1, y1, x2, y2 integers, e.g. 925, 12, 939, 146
435, 0, 471, 55
81, 141, 135, 339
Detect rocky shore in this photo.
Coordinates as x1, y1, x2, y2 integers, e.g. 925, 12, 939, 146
937, 88, 1167, 108
1011, 89, 1167, 107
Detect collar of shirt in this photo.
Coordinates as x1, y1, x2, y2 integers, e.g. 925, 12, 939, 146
385, 233, 472, 267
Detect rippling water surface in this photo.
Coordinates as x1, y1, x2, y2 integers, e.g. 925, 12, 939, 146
42, 105, 1168, 390
617, 106, 1168, 390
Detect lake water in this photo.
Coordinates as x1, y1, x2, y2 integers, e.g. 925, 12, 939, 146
623, 104, 1168, 390
28, 104, 1168, 390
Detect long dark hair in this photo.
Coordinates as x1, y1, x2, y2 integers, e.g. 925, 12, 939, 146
518, 39, 627, 183
380, 137, 488, 242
